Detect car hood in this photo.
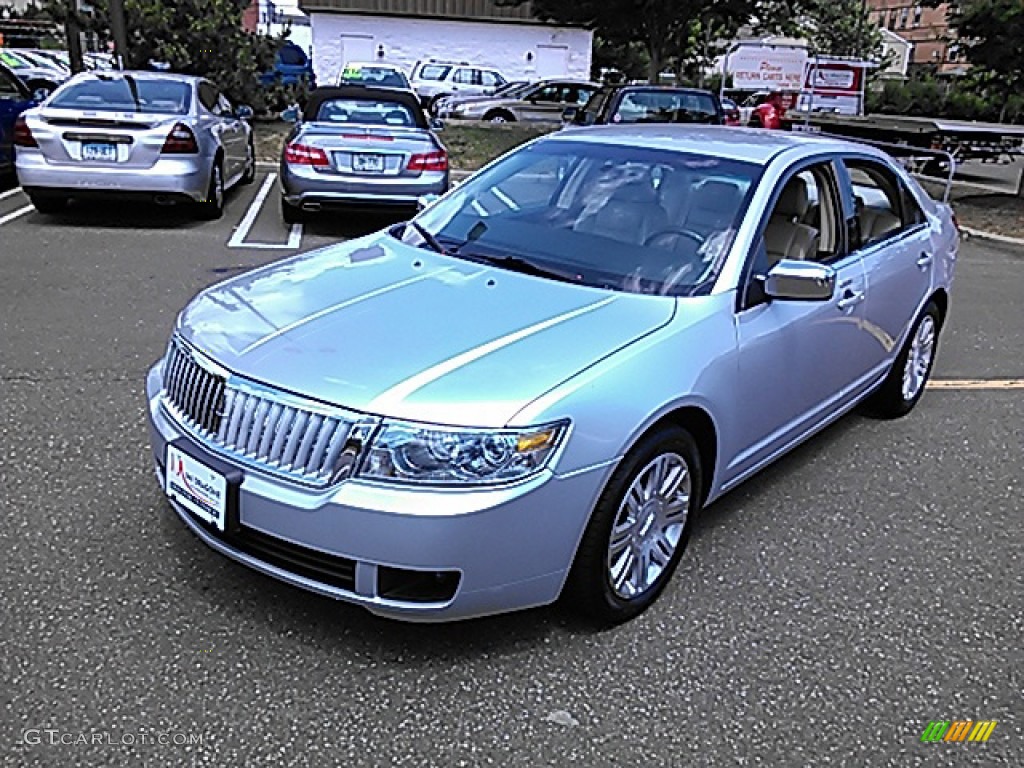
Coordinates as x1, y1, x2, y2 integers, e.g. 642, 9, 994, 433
175, 234, 676, 427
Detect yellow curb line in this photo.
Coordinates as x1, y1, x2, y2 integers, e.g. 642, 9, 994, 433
928, 379, 1024, 390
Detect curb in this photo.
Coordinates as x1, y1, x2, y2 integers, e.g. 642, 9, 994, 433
960, 227, 1024, 247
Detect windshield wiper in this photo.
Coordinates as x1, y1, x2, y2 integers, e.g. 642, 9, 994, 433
408, 221, 447, 255
466, 253, 581, 284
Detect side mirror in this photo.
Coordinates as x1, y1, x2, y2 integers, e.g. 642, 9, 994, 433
561, 106, 578, 123
428, 117, 445, 131
764, 260, 835, 302
235, 104, 254, 120
417, 194, 440, 211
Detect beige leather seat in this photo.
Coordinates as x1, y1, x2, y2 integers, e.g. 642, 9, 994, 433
574, 181, 669, 244
764, 177, 819, 265
858, 206, 902, 245
682, 180, 744, 240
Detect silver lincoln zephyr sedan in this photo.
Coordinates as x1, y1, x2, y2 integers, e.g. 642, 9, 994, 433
146, 125, 957, 624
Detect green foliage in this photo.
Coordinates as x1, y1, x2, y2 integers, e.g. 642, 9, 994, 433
34, 0, 301, 114
867, 72, 1024, 124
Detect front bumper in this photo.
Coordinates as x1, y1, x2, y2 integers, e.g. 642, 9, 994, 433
145, 364, 607, 622
16, 151, 209, 200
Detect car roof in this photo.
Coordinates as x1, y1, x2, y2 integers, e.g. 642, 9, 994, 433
608, 84, 718, 96
66, 70, 204, 85
344, 62, 405, 71
549, 124, 863, 165
303, 85, 427, 127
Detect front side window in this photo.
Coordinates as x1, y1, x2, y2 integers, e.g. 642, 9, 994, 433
50, 78, 192, 115
480, 70, 502, 87
401, 141, 761, 297
843, 159, 924, 248
453, 68, 477, 85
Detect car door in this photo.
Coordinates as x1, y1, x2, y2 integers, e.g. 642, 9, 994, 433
0, 65, 32, 170
215, 91, 247, 180
520, 83, 567, 122
838, 157, 935, 376
730, 159, 876, 479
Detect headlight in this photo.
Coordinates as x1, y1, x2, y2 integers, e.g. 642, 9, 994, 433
359, 420, 568, 486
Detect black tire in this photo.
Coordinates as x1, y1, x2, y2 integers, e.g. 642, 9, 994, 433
240, 140, 256, 185
29, 194, 68, 214
865, 301, 941, 419
428, 94, 450, 113
484, 109, 515, 124
197, 160, 225, 220
563, 424, 703, 626
281, 196, 305, 225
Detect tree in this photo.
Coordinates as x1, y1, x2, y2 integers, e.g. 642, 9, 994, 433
938, 0, 1024, 122
35, 0, 291, 112
800, 0, 883, 59
500, 0, 761, 83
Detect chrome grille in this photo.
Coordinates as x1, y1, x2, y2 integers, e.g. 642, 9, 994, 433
161, 340, 356, 485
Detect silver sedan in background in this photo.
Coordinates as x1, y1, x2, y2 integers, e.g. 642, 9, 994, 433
15, 71, 254, 218
147, 126, 957, 624
279, 85, 449, 223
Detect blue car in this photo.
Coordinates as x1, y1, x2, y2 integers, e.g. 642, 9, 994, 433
0, 63, 35, 173
259, 42, 315, 87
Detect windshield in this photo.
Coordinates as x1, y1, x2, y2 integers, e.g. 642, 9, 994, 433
400, 140, 761, 297
50, 78, 192, 114
314, 98, 417, 126
613, 90, 720, 124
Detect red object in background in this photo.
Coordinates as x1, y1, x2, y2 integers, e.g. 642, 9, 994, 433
753, 94, 785, 130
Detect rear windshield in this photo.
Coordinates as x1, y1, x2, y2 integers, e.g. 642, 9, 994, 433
314, 98, 417, 126
340, 65, 409, 89
417, 64, 451, 82
613, 90, 720, 124
50, 78, 192, 114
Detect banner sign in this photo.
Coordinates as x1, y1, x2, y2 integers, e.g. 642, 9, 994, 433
728, 46, 808, 91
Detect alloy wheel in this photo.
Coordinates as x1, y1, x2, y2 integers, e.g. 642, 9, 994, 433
902, 315, 936, 401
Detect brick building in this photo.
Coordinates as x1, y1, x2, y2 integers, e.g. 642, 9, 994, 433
866, 1, 967, 75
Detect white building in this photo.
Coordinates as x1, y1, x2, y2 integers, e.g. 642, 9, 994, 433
256, 0, 313, 55
299, 0, 592, 86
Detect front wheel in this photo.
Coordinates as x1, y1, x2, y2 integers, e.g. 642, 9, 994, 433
866, 301, 941, 418
563, 424, 702, 625
484, 110, 514, 124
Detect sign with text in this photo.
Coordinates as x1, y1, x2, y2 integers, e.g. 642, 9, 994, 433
728, 46, 808, 91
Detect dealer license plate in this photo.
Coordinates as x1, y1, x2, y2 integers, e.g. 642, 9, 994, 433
82, 142, 117, 162
352, 153, 385, 173
165, 445, 228, 531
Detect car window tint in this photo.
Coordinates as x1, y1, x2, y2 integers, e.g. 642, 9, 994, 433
613, 90, 719, 124
50, 78, 192, 114
341, 65, 409, 89
0, 69, 23, 98
532, 85, 565, 103
314, 98, 416, 126
453, 68, 476, 85
410, 141, 760, 297
570, 86, 595, 105
480, 70, 501, 87
418, 64, 451, 81
198, 82, 218, 112
843, 159, 918, 247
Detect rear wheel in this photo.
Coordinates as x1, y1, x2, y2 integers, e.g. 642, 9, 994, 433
197, 160, 225, 220
484, 110, 515, 124
28, 193, 68, 214
428, 94, 450, 113
281, 196, 305, 225
241, 140, 256, 185
866, 301, 941, 418
563, 424, 702, 626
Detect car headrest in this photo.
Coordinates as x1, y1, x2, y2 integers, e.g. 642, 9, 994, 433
693, 180, 742, 211
610, 181, 657, 204
775, 177, 810, 219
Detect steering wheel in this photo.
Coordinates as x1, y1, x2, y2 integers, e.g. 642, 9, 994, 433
643, 228, 705, 248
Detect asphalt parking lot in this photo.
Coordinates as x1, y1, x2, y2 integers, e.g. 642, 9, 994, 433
1, 170, 1021, 767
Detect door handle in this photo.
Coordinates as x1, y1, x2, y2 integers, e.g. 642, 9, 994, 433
836, 289, 865, 310
916, 252, 933, 269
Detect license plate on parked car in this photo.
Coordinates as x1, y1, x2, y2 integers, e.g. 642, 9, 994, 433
352, 153, 385, 173
82, 143, 117, 162
165, 445, 228, 531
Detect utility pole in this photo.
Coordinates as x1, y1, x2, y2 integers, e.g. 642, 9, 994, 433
66, 2, 85, 74
109, 0, 129, 69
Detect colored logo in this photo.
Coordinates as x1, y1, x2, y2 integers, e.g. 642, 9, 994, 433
920, 720, 997, 743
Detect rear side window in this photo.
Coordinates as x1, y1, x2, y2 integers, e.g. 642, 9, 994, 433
453, 68, 478, 85
314, 98, 416, 126
613, 90, 720, 124
843, 159, 925, 248
50, 78, 192, 114
0, 68, 24, 98
417, 65, 451, 82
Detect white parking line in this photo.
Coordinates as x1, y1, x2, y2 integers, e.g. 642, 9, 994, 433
0, 186, 25, 201
227, 172, 302, 250
928, 379, 1024, 390
0, 204, 33, 226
